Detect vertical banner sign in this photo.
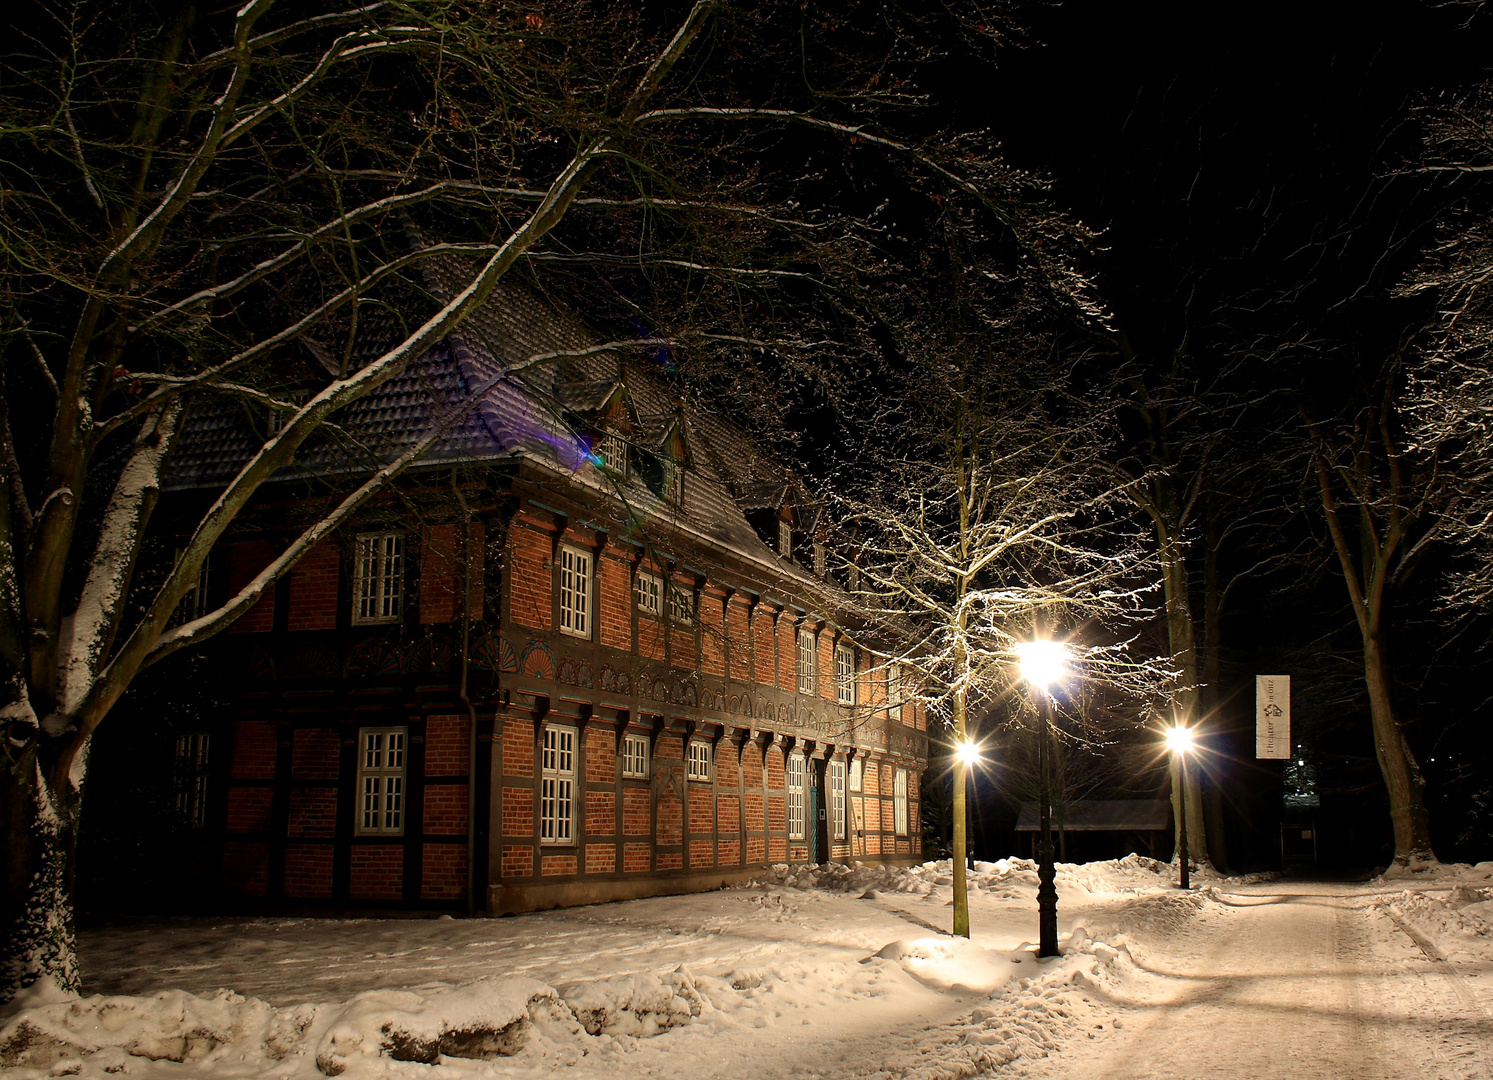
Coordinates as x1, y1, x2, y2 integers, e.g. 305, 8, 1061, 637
1256, 675, 1291, 759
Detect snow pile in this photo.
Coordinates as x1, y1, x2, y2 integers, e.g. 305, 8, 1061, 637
1371, 866, 1493, 967
753, 854, 1175, 899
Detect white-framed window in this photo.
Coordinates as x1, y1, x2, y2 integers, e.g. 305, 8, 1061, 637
687, 740, 711, 781
893, 767, 909, 837
787, 753, 805, 839
558, 545, 592, 638
174, 733, 211, 829
596, 428, 628, 476
634, 571, 662, 616
357, 727, 407, 834
849, 757, 863, 792
777, 518, 792, 558
353, 532, 404, 624
796, 628, 816, 695
622, 733, 650, 779
540, 726, 577, 844
830, 758, 846, 840
835, 643, 856, 705
668, 581, 694, 624
173, 548, 216, 624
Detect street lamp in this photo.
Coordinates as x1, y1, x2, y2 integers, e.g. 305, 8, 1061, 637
1017, 639, 1067, 959
1165, 725, 1194, 890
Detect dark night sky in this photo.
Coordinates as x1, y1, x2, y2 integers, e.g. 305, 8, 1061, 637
981, 1, 1493, 350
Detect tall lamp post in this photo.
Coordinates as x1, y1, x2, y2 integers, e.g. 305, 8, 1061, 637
1165, 725, 1195, 890
1018, 640, 1067, 959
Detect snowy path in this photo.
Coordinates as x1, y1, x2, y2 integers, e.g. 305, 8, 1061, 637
1027, 884, 1493, 1080
7, 859, 1493, 1079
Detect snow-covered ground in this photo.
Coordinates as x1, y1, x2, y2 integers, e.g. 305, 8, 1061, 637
3, 855, 1490, 1079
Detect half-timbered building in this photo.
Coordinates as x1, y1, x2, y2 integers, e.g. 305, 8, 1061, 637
153, 270, 927, 915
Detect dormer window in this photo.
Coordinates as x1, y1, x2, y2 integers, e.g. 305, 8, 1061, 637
813, 541, 826, 577
778, 518, 792, 559
596, 429, 628, 476
664, 462, 682, 506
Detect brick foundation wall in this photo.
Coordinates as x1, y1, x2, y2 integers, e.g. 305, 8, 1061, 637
284, 844, 334, 898
287, 789, 336, 837
350, 845, 403, 900
421, 844, 467, 900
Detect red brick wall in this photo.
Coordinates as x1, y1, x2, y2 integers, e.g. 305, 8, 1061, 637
623, 842, 650, 872
585, 843, 616, 874
284, 845, 334, 898
508, 524, 551, 630
425, 714, 469, 776
501, 845, 533, 877
719, 838, 741, 865
656, 851, 683, 870
231, 721, 277, 779
717, 790, 740, 833
726, 596, 750, 682
226, 541, 276, 633
747, 836, 765, 863
768, 836, 787, 861
287, 541, 338, 631
688, 785, 714, 833
584, 728, 615, 784
717, 744, 740, 787
586, 790, 614, 834
742, 746, 763, 788
657, 733, 682, 761
226, 788, 272, 834
419, 524, 485, 624
753, 608, 775, 686
350, 846, 402, 900
598, 552, 631, 650
689, 839, 714, 868
818, 632, 835, 702
423, 783, 468, 834
292, 728, 339, 780
223, 842, 268, 896
542, 853, 577, 876
502, 787, 533, 837
657, 788, 683, 845
421, 844, 467, 899
287, 789, 336, 837
745, 791, 764, 831
766, 745, 786, 790
502, 718, 533, 777
700, 591, 725, 678
622, 789, 650, 835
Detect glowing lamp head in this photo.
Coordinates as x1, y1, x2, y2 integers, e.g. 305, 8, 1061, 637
1017, 640, 1068, 689
955, 740, 980, 767
1165, 726, 1195, 754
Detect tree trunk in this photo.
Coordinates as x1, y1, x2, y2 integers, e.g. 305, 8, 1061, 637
951, 690, 969, 937
1159, 532, 1210, 867
1, 745, 82, 1005
1363, 630, 1432, 862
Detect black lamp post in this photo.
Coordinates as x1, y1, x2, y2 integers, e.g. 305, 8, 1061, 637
1166, 725, 1195, 890
1018, 640, 1066, 959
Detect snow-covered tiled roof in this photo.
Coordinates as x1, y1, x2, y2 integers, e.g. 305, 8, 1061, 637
164, 263, 827, 592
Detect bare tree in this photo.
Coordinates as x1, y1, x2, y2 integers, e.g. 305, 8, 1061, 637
0, 0, 1100, 1002
825, 246, 1169, 933
1302, 352, 1448, 863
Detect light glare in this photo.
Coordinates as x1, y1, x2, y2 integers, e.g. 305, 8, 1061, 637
1017, 640, 1068, 688
1165, 726, 1194, 754
955, 740, 980, 766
